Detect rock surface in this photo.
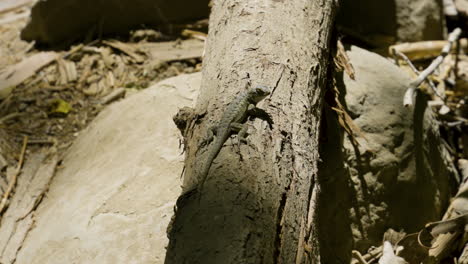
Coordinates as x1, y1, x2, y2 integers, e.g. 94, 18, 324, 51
337, 0, 445, 46
318, 46, 458, 262
342, 46, 457, 251
8, 73, 201, 263
455, 0, 468, 16
21, 0, 210, 45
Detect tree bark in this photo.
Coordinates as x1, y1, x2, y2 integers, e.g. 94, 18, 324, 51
166, 0, 339, 263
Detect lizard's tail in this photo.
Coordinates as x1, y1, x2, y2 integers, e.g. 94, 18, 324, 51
198, 142, 222, 191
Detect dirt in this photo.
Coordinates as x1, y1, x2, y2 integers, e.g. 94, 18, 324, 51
0, 8, 202, 203
0, 14, 201, 159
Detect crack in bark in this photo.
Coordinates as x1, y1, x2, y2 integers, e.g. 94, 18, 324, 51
271, 63, 285, 96
304, 175, 316, 242
273, 170, 294, 264
241, 231, 252, 261
273, 191, 287, 264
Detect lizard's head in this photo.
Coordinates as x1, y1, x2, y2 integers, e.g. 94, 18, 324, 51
248, 85, 271, 103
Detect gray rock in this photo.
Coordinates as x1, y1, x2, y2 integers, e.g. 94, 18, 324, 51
342, 46, 458, 251
337, 0, 445, 45
21, 0, 210, 45
395, 0, 445, 42
8, 73, 201, 264
455, 0, 468, 16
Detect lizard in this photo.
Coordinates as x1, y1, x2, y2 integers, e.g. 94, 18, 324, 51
197, 85, 271, 193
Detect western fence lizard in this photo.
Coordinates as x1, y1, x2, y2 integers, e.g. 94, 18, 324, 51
197, 85, 271, 193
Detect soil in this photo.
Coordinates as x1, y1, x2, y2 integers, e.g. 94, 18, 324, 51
0, 10, 201, 165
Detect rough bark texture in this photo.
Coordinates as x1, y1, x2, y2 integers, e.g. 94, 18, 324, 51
165, 0, 338, 263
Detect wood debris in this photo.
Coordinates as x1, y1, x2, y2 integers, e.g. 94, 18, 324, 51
100, 87, 126, 105
103, 39, 145, 63
0, 24, 202, 156
402, 28, 462, 107
139, 39, 204, 62
425, 159, 468, 263
0, 136, 27, 214
378, 241, 407, 264
334, 39, 355, 80
0, 0, 33, 15
390, 38, 468, 61
130, 29, 167, 42
0, 52, 58, 99
0, 150, 58, 264
56, 58, 77, 85
181, 29, 207, 41
391, 27, 468, 164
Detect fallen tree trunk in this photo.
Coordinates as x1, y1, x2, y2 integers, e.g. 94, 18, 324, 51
166, 0, 339, 263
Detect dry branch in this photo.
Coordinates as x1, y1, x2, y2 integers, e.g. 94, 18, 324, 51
0, 52, 58, 99
390, 39, 468, 61
0, 136, 28, 214
103, 40, 145, 63
427, 159, 468, 262
394, 50, 442, 99
403, 28, 462, 107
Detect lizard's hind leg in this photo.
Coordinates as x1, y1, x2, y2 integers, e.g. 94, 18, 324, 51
230, 122, 249, 159
197, 126, 217, 153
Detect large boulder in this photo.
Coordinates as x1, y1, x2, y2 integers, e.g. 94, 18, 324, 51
5, 73, 201, 263
21, 0, 210, 45
337, 0, 445, 46
342, 46, 457, 251
317, 45, 458, 262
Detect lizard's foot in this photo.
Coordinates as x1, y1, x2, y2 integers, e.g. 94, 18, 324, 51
237, 137, 249, 159
230, 122, 250, 159
196, 126, 216, 153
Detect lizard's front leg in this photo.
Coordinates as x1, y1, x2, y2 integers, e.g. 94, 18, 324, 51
247, 106, 274, 129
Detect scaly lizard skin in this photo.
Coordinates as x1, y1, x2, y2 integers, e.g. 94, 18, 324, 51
198, 85, 270, 192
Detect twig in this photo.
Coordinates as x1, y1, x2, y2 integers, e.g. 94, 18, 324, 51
403, 28, 462, 107
351, 247, 383, 264
389, 39, 468, 61
352, 250, 369, 264
395, 50, 443, 99
100, 87, 126, 105
0, 136, 28, 214
27, 138, 57, 145
181, 29, 207, 41
395, 50, 451, 114
0, 112, 22, 124
62, 39, 99, 60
